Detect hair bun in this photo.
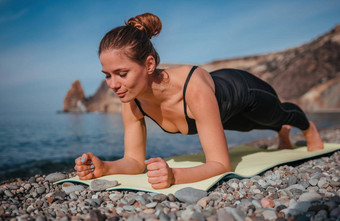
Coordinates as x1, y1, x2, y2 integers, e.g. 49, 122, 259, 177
125, 13, 162, 39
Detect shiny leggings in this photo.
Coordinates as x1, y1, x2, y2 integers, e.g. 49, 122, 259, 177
216, 69, 310, 132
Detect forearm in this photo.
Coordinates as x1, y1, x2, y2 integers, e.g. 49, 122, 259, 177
171, 161, 230, 185
103, 157, 145, 175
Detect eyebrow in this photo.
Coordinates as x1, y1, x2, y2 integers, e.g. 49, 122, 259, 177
101, 68, 127, 74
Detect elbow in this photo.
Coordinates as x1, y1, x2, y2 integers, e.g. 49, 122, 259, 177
217, 161, 231, 174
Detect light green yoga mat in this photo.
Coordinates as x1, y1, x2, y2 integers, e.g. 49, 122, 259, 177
55, 143, 340, 195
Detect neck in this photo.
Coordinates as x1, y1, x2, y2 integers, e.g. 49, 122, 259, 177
136, 69, 169, 105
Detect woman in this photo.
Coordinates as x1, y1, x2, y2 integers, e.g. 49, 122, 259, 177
74, 13, 324, 189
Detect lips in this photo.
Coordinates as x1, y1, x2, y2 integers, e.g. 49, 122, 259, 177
116, 91, 127, 98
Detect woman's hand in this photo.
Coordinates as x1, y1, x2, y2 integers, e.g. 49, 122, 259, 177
74, 152, 105, 180
145, 157, 175, 189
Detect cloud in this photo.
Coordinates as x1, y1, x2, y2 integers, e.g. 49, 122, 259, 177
0, 8, 28, 24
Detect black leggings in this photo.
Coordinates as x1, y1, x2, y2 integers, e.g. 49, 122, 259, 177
213, 69, 310, 132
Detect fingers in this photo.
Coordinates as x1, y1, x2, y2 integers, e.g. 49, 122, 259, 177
75, 153, 92, 165
145, 157, 165, 170
74, 164, 94, 172
77, 170, 94, 180
145, 157, 173, 189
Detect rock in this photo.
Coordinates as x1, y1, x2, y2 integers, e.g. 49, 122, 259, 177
159, 212, 171, 221
53, 190, 67, 199
262, 209, 277, 221
288, 175, 298, 186
309, 178, 318, 186
217, 208, 235, 221
90, 179, 118, 191
45, 173, 66, 183
197, 196, 210, 207
89, 209, 106, 221
224, 207, 246, 221
62, 183, 85, 194
4, 190, 14, 197
7, 185, 19, 190
35, 216, 46, 221
330, 207, 340, 218
152, 194, 167, 202
63, 80, 87, 113
174, 187, 208, 204
23, 183, 31, 190
36, 187, 46, 194
190, 211, 205, 221
69, 192, 78, 200
261, 198, 275, 208
298, 192, 322, 202
28, 177, 36, 183
167, 193, 176, 202
317, 177, 329, 188
292, 201, 311, 213
145, 202, 157, 208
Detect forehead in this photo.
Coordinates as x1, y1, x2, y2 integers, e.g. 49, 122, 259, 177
100, 49, 130, 65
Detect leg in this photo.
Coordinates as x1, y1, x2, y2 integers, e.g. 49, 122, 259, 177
277, 125, 292, 149
242, 90, 323, 151
302, 121, 324, 151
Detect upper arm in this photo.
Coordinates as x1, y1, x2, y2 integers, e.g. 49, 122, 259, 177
185, 67, 230, 169
121, 102, 147, 167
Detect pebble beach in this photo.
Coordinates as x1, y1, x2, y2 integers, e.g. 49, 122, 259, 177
1, 126, 340, 221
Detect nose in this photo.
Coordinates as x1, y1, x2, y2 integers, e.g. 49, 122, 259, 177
107, 76, 121, 91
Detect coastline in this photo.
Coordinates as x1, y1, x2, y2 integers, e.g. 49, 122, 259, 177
1, 126, 339, 220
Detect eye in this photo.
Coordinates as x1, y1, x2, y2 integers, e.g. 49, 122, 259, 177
119, 73, 127, 78
105, 74, 111, 79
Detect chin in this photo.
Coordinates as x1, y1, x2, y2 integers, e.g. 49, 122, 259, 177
119, 96, 134, 103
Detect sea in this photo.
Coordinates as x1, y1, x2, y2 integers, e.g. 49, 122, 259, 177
1, 111, 340, 182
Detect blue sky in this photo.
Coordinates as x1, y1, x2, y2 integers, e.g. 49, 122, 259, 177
0, 0, 340, 113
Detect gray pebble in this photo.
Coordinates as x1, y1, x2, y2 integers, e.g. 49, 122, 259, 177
152, 193, 167, 202
7, 184, 19, 190
62, 184, 85, 194
225, 207, 246, 221
4, 190, 14, 197
23, 183, 31, 190
317, 177, 329, 188
298, 192, 322, 202
330, 207, 340, 218
288, 175, 298, 186
28, 177, 36, 183
45, 172, 66, 183
217, 208, 235, 221
35, 216, 46, 221
175, 187, 208, 204
190, 211, 205, 221
262, 209, 277, 220
309, 178, 318, 186
37, 187, 46, 194
292, 201, 311, 213
69, 192, 78, 200
123, 205, 136, 211
90, 179, 118, 191
159, 212, 171, 221
145, 202, 157, 208
167, 193, 176, 202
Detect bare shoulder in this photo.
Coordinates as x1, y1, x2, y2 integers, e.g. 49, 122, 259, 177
121, 101, 144, 122
180, 65, 214, 93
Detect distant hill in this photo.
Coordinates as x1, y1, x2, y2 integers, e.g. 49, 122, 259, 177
63, 24, 340, 113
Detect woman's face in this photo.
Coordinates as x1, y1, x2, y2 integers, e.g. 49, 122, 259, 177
100, 49, 150, 103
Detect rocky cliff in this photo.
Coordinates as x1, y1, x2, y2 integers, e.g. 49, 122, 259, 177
63, 24, 340, 113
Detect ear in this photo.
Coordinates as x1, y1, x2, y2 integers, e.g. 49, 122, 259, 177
145, 55, 156, 75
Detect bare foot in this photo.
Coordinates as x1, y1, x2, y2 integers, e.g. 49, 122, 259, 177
278, 125, 293, 149
303, 121, 324, 152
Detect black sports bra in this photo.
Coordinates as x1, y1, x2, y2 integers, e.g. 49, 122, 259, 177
134, 66, 198, 135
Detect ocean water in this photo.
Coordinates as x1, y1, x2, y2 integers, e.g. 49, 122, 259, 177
1, 111, 340, 181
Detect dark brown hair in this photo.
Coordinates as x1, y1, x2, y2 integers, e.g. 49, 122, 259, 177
98, 13, 162, 66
